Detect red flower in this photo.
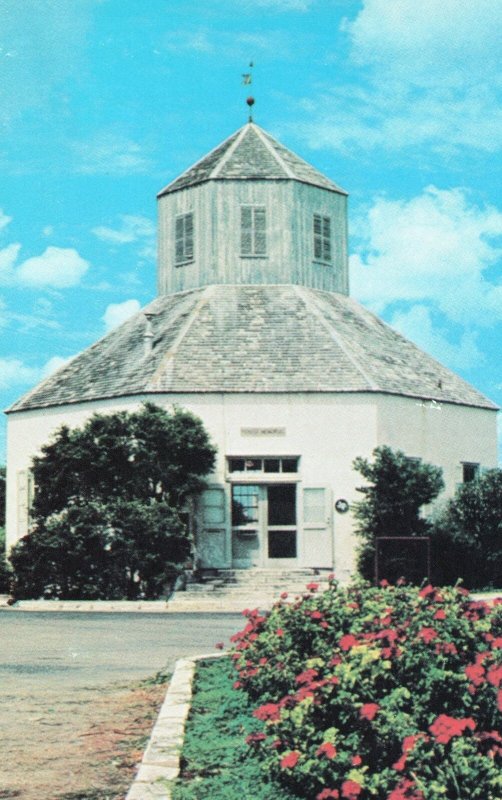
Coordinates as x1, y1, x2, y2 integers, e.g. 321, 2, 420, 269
392, 754, 407, 771
280, 750, 300, 769
307, 582, 320, 591
253, 702, 281, 721
403, 734, 421, 752
429, 714, 476, 744
418, 627, 438, 643
276, 628, 284, 637
341, 779, 363, 798
491, 637, 502, 649
340, 634, 359, 651
311, 610, 324, 620
296, 668, 319, 685
433, 609, 446, 620
317, 790, 340, 800
419, 584, 435, 598
316, 742, 337, 759
280, 591, 288, 599
360, 702, 380, 721
388, 778, 425, 800
465, 663, 485, 686
487, 665, 502, 687
215, 641, 225, 649
351, 755, 362, 766
498, 689, 502, 712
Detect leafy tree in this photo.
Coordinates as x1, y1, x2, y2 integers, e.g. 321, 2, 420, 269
10, 403, 216, 599
353, 446, 444, 581
10, 500, 190, 600
0, 467, 11, 593
432, 469, 502, 589
31, 403, 216, 521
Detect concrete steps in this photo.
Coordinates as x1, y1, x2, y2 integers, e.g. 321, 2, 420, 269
167, 568, 333, 611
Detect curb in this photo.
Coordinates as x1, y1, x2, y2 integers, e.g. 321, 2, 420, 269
126, 652, 225, 800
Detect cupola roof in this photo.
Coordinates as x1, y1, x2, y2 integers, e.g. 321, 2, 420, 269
158, 122, 347, 197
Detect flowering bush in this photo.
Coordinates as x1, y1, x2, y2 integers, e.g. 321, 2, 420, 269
230, 579, 502, 800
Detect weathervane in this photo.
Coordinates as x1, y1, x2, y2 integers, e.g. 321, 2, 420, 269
242, 61, 255, 122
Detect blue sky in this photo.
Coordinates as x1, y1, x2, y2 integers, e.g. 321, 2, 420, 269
0, 0, 500, 462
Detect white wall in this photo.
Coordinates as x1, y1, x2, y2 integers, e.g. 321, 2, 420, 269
6, 392, 498, 580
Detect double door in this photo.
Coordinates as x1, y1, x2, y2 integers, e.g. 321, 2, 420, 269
231, 483, 297, 568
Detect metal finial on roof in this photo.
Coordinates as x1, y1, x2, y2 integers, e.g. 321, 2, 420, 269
242, 61, 255, 122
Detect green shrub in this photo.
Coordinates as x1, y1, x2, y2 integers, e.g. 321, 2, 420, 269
352, 447, 444, 582
9, 499, 189, 600
231, 579, 502, 800
432, 469, 502, 589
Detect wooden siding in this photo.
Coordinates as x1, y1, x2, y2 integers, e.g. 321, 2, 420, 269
157, 180, 349, 295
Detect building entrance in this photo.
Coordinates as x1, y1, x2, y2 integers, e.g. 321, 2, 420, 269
231, 483, 297, 568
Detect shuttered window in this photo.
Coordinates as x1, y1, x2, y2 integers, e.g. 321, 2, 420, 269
313, 214, 332, 262
175, 212, 194, 265
241, 206, 266, 256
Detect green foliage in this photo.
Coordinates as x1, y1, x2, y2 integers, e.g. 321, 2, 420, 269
172, 658, 297, 800
352, 446, 444, 581
9, 499, 189, 600
10, 403, 216, 599
31, 402, 216, 521
0, 525, 12, 593
230, 580, 502, 800
432, 469, 502, 589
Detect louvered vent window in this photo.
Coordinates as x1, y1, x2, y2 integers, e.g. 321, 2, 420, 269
313, 214, 332, 262
241, 206, 267, 256
175, 212, 194, 265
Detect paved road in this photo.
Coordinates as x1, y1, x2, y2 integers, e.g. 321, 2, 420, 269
0, 610, 244, 799
0, 609, 244, 690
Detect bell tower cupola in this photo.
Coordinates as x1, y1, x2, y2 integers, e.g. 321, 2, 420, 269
157, 122, 348, 296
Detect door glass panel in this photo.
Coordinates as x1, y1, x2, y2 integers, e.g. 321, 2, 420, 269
268, 530, 297, 558
268, 484, 296, 525
232, 485, 259, 525
303, 488, 325, 524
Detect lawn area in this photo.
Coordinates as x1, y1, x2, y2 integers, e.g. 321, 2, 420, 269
171, 657, 297, 800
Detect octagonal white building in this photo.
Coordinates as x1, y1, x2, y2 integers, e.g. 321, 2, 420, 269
5, 122, 498, 580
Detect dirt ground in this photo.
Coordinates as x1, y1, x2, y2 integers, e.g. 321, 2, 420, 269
0, 678, 167, 800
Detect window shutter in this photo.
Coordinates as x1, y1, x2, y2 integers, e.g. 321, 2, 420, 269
253, 207, 266, 255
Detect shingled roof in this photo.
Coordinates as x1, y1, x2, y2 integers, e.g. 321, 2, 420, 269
8, 285, 496, 413
157, 123, 347, 197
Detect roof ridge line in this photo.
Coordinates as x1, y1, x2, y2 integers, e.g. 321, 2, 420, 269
147, 287, 214, 390
293, 286, 380, 391
210, 125, 249, 179
157, 127, 245, 196
253, 124, 296, 178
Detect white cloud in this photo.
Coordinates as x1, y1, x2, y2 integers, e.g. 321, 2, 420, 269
102, 299, 141, 332
0, 243, 21, 283
0, 353, 73, 391
294, 1, 502, 157
16, 247, 89, 288
0, 209, 12, 232
389, 305, 484, 370
0, 358, 39, 390
346, 0, 501, 87
74, 133, 151, 175
351, 186, 502, 326
41, 355, 72, 378
92, 215, 155, 246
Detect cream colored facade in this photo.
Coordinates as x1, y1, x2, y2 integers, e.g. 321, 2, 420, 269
6, 392, 498, 580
